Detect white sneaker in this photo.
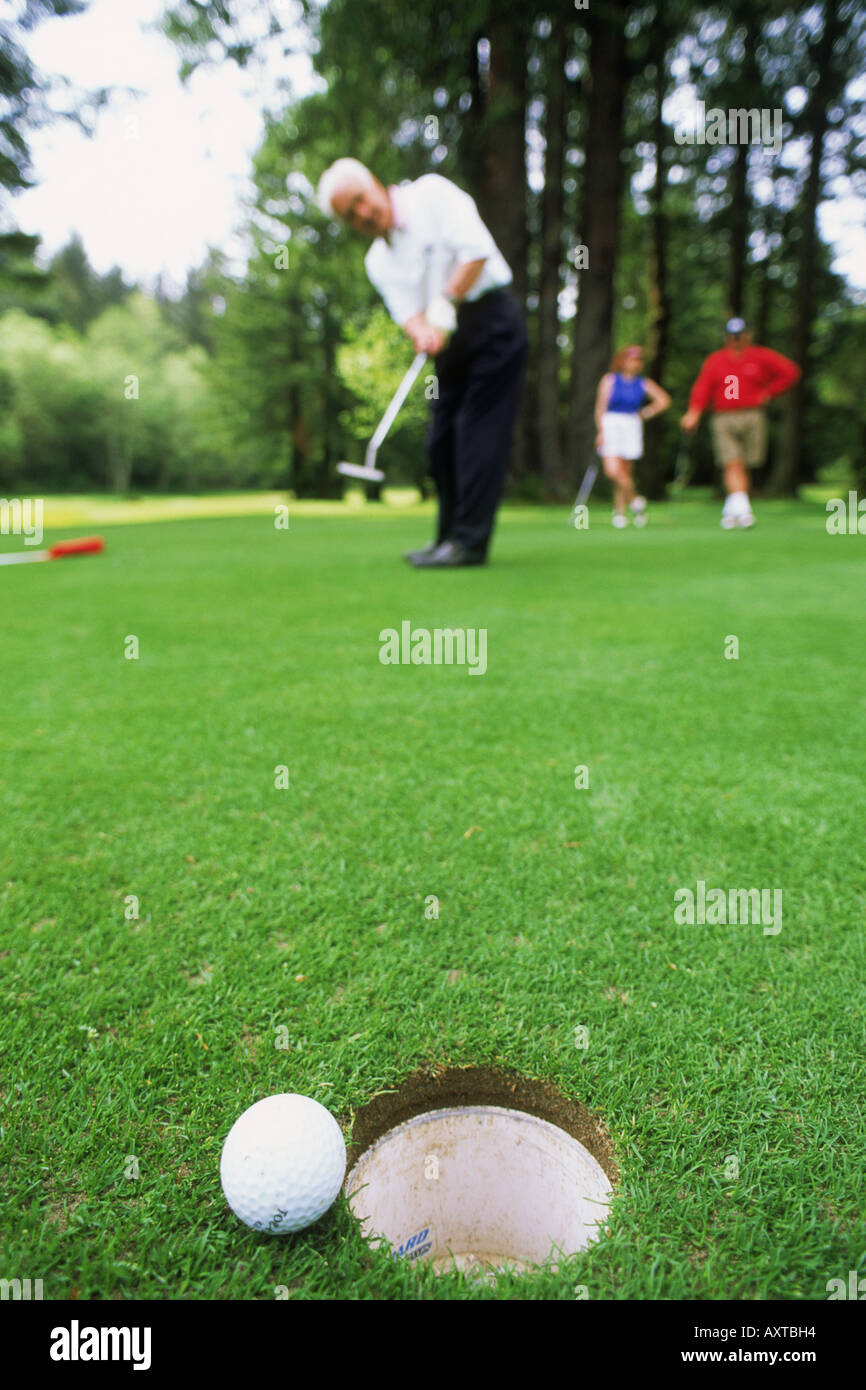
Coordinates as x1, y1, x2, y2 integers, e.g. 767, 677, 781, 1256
721, 513, 737, 529
629, 496, 648, 528
612, 513, 628, 529
735, 511, 755, 528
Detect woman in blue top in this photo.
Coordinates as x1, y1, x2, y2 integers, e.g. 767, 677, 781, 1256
594, 346, 670, 527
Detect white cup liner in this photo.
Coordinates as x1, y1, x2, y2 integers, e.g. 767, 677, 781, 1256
346, 1104, 612, 1274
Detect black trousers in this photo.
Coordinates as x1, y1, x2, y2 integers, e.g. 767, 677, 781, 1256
427, 288, 528, 557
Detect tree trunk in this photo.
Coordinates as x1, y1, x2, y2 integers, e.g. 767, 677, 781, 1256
566, 0, 628, 490
118, 444, 132, 494
728, 141, 748, 317
289, 379, 302, 487
314, 304, 338, 497
855, 414, 866, 494
643, 4, 672, 501
754, 252, 772, 345
537, 10, 568, 499
471, 8, 530, 483
478, 12, 528, 323
727, 14, 761, 319
107, 419, 132, 493
768, 0, 841, 496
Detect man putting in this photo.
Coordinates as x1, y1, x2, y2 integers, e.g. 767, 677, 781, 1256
316, 158, 528, 567
681, 317, 800, 529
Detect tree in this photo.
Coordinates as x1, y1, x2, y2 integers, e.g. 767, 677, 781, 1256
155, 0, 866, 505
0, 1, 108, 290
536, 11, 570, 499
0, 1, 89, 192
636, 0, 676, 500
769, 0, 854, 495
566, 0, 630, 490
42, 235, 131, 332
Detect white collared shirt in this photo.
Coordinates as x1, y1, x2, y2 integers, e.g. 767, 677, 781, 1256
364, 173, 513, 327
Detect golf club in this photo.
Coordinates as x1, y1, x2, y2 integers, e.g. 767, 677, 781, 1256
670, 430, 694, 502
0, 535, 105, 567
337, 351, 428, 483
568, 462, 599, 524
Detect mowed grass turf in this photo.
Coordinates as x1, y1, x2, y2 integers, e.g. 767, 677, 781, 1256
1, 498, 864, 1301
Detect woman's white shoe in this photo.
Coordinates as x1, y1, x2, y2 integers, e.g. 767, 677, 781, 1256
629, 496, 648, 527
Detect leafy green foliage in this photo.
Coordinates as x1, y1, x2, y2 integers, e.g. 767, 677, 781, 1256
336, 307, 429, 479
0, 297, 230, 492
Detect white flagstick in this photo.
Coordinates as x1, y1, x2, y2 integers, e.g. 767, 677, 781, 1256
0, 536, 105, 566
0, 549, 49, 565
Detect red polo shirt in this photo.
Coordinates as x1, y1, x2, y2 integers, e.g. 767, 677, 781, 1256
688, 345, 800, 413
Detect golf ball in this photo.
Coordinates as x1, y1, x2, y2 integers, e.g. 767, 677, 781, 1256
220, 1093, 346, 1234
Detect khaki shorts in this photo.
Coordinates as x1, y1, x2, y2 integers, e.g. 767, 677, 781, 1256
711, 408, 766, 467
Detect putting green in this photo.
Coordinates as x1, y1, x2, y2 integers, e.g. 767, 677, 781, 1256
1, 499, 863, 1301
31, 489, 429, 530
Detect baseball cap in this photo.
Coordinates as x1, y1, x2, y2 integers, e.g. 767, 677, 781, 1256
725, 317, 748, 334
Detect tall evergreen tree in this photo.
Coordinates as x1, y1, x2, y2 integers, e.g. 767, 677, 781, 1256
566, 0, 630, 489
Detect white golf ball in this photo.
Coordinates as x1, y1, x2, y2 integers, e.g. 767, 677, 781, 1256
220, 1093, 346, 1234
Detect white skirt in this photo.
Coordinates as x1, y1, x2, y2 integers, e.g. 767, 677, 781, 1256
599, 411, 643, 460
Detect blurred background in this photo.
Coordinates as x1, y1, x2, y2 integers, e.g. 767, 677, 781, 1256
1, 0, 864, 504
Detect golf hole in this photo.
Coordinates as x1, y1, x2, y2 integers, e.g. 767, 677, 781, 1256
345, 1067, 617, 1277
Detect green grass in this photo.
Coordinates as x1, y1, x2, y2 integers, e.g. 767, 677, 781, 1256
25, 488, 428, 530
1, 497, 864, 1301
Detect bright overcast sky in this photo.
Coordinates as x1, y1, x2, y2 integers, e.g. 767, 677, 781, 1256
11, 0, 866, 296
13, 0, 319, 293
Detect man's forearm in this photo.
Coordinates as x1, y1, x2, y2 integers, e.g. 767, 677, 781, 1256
407, 260, 488, 355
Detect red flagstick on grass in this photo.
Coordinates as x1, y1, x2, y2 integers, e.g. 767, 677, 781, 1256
0, 536, 105, 566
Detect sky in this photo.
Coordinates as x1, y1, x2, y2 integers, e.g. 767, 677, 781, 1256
12, 0, 319, 294
10, 0, 866, 297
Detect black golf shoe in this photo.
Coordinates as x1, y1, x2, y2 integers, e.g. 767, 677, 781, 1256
409, 539, 486, 568
403, 542, 438, 563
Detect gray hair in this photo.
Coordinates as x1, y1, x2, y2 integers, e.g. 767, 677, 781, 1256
315, 158, 376, 218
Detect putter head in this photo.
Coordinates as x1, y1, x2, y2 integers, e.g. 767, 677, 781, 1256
337, 461, 385, 483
